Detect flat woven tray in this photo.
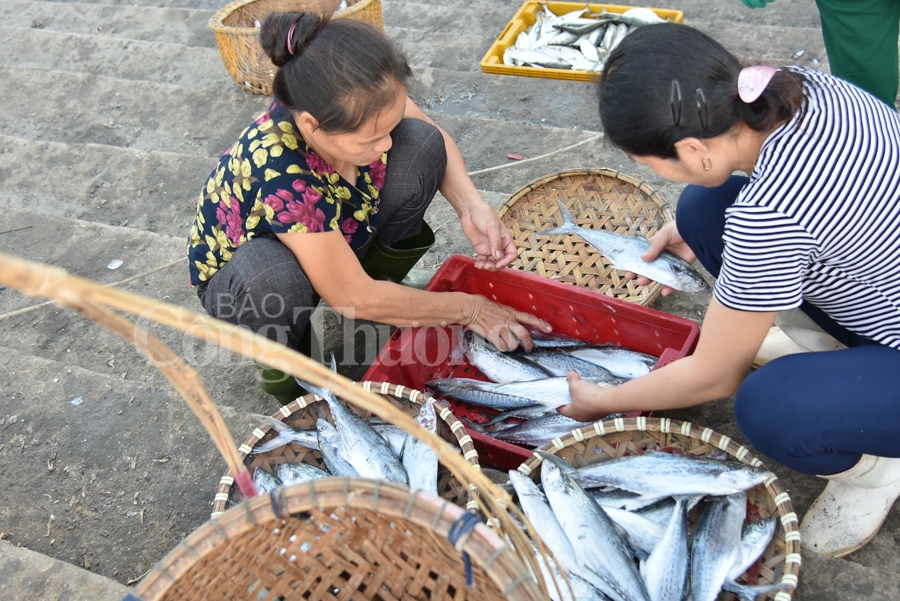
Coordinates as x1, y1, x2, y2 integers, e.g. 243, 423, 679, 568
212, 382, 480, 515
498, 168, 674, 306
517, 417, 800, 601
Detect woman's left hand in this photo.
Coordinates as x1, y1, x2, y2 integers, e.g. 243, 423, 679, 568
458, 200, 517, 271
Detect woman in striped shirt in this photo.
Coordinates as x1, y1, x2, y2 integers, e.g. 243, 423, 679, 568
559, 23, 900, 557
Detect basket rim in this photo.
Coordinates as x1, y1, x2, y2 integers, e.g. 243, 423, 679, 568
136, 478, 542, 601
517, 415, 801, 599
497, 167, 672, 220
212, 381, 481, 516
209, 0, 379, 32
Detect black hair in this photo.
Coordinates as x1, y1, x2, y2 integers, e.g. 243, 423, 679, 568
260, 12, 412, 133
598, 23, 806, 159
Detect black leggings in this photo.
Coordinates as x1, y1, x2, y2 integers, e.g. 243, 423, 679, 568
677, 176, 900, 475
197, 118, 447, 351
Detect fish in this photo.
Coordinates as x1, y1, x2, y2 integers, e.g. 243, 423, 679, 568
316, 419, 358, 477
428, 376, 607, 411
602, 505, 664, 560
275, 461, 330, 486
728, 516, 778, 580
554, 18, 606, 35
248, 413, 319, 454
579, 38, 601, 63
482, 404, 555, 426
567, 346, 657, 380
526, 329, 593, 349
608, 23, 629, 52
493, 412, 597, 447
589, 488, 670, 512
541, 459, 652, 601
513, 349, 624, 383
462, 330, 551, 383
547, 450, 773, 497
505, 47, 572, 69
600, 21, 616, 50
640, 496, 689, 601
690, 493, 747, 601
538, 199, 711, 294
402, 399, 439, 495
372, 424, 408, 458
297, 354, 408, 485
252, 466, 281, 494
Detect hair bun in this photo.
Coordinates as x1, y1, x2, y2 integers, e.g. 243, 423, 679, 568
259, 12, 323, 68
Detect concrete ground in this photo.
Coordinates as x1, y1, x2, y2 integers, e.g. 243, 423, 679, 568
0, 0, 898, 598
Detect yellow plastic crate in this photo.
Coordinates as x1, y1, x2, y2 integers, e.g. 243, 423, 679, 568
480, 1, 684, 82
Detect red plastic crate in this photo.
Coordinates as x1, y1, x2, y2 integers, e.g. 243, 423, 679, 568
363, 255, 700, 471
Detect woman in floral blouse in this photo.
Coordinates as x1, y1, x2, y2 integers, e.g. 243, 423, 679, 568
187, 12, 549, 390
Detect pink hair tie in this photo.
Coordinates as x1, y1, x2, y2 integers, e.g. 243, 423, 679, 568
286, 22, 298, 56
738, 66, 778, 103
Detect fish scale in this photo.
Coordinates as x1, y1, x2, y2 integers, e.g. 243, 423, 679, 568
690, 493, 747, 601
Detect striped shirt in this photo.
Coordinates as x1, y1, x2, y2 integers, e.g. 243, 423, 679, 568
715, 67, 900, 349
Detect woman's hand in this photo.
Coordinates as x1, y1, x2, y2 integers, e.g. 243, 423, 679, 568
625, 221, 697, 296
466, 295, 551, 351
458, 200, 518, 271
557, 372, 615, 421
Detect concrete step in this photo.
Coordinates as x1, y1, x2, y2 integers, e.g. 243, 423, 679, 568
37, 0, 224, 9
0, 1, 216, 47
0, 27, 237, 91
0, 343, 260, 585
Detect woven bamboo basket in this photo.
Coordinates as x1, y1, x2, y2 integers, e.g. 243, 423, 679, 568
209, 0, 384, 95
497, 168, 676, 306
134, 478, 541, 601
0, 252, 563, 600
212, 381, 482, 516
517, 416, 801, 601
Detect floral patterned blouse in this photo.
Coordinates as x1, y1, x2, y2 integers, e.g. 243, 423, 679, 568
187, 99, 387, 286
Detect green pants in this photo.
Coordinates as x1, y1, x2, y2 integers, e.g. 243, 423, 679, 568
815, 0, 900, 107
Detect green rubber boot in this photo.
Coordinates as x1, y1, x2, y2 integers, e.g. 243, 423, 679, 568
256, 323, 324, 406
359, 222, 436, 287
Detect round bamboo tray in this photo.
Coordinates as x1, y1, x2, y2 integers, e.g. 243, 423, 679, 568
209, 0, 384, 95
134, 478, 543, 601
517, 416, 800, 601
212, 382, 481, 516
498, 168, 674, 306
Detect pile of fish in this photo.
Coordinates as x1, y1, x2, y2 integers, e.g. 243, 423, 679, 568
426, 330, 659, 447
249, 356, 440, 497
539, 200, 711, 294
503, 6, 666, 73
511, 451, 791, 601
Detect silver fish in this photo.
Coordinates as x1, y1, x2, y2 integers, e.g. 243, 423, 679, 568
372, 424, 408, 458
608, 23, 629, 52
402, 399, 439, 495
515, 31, 531, 49
275, 462, 330, 486
514, 349, 624, 384
249, 413, 319, 454
493, 412, 595, 447
555, 18, 606, 35
600, 21, 616, 50
509, 470, 580, 574
526, 329, 592, 349
579, 38, 601, 63
603, 506, 664, 560
728, 516, 778, 580
548, 30, 581, 46
504, 47, 572, 69
316, 419, 358, 477
589, 488, 670, 512
483, 404, 555, 426
559, 451, 773, 497
532, 548, 610, 601
616, 8, 666, 27
568, 346, 656, 380
690, 493, 747, 601
635, 495, 704, 525
641, 496, 689, 601
463, 330, 551, 383
588, 23, 606, 46
722, 578, 792, 601
298, 354, 408, 485
429, 376, 606, 411
252, 467, 281, 494
539, 200, 711, 294
542, 460, 651, 601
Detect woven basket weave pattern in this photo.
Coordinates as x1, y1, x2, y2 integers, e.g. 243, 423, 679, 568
518, 417, 800, 601
137, 480, 542, 601
212, 382, 481, 516
210, 0, 384, 95
498, 168, 674, 306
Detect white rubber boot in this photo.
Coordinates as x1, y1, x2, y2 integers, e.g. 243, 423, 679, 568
752, 309, 846, 368
800, 454, 900, 557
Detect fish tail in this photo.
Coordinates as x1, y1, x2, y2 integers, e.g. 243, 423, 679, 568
723, 578, 792, 601
538, 199, 578, 237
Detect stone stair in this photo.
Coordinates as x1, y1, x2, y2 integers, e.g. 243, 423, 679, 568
3, 0, 896, 597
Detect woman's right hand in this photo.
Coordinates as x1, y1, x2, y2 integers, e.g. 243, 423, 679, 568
625, 221, 697, 296
465, 295, 552, 352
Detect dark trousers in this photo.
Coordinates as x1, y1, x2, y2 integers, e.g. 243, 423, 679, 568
677, 177, 900, 475
197, 118, 447, 352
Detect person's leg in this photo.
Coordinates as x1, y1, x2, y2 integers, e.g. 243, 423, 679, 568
675, 175, 749, 278
366, 118, 447, 252
815, 0, 900, 107
735, 344, 900, 475
198, 235, 318, 352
